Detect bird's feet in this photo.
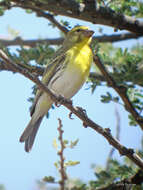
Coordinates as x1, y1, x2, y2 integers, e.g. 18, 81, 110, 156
55, 95, 72, 107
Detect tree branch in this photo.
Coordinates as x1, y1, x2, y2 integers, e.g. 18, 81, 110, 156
130, 169, 143, 185
94, 32, 142, 43
10, 0, 143, 34
21, 7, 68, 34
97, 169, 143, 190
0, 32, 142, 47
1, 58, 143, 89
0, 50, 143, 170
90, 71, 143, 87
0, 37, 64, 47
0, 59, 44, 75
96, 183, 133, 190
57, 118, 67, 190
93, 54, 143, 130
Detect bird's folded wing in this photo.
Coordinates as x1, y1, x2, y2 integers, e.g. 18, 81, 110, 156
30, 48, 67, 116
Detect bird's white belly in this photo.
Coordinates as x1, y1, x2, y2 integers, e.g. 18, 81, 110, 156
48, 68, 85, 99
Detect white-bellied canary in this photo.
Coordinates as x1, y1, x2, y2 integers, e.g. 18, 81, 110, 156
20, 26, 94, 152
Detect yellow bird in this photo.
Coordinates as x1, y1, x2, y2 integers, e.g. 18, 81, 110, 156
20, 26, 94, 152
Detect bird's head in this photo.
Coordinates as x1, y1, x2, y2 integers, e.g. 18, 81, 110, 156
64, 26, 94, 48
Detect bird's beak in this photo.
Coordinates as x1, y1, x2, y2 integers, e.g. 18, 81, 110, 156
83, 29, 94, 37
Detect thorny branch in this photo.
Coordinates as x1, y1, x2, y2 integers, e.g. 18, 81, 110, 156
7, 0, 143, 34
93, 54, 143, 130
57, 119, 67, 190
0, 50, 143, 170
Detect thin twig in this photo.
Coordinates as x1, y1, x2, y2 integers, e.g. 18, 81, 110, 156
57, 118, 67, 190
93, 54, 143, 130
12, 4, 68, 34
0, 50, 143, 169
115, 108, 121, 141
106, 108, 121, 170
33, 10, 68, 34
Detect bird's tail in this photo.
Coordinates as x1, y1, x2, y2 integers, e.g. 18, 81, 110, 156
19, 116, 43, 152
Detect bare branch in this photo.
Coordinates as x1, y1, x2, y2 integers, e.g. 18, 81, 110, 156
115, 108, 121, 141
0, 50, 143, 170
10, 0, 143, 34
0, 33, 142, 47
93, 54, 143, 130
57, 118, 67, 190
94, 32, 142, 43
0, 37, 64, 47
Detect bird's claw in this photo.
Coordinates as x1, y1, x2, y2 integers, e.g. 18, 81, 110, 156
55, 95, 72, 107
76, 106, 87, 117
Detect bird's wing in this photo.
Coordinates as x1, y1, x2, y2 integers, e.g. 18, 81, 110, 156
30, 48, 67, 116
42, 48, 66, 84
30, 90, 42, 116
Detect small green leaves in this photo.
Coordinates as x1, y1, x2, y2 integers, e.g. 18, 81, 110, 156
7, 26, 20, 38
54, 162, 59, 169
43, 176, 55, 183
89, 159, 135, 188
60, 20, 71, 28
53, 138, 58, 150
69, 139, 79, 149
0, 7, 4, 16
75, 0, 83, 3
108, 0, 143, 16
63, 139, 69, 145
101, 92, 119, 104
53, 132, 79, 181
128, 114, 137, 126
65, 160, 80, 167
53, 138, 79, 150
25, 9, 33, 14
54, 159, 80, 170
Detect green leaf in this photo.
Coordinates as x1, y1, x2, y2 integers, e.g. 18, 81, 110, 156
69, 139, 79, 148
65, 160, 80, 167
52, 138, 58, 149
54, 162, 59, 169
25, 9, 33, 14
43, 176, 55, 183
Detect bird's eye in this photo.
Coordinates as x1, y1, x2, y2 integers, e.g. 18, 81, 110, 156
76, 29, 81, 32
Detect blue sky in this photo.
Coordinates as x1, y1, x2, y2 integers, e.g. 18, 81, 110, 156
0, 8, 143, 190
